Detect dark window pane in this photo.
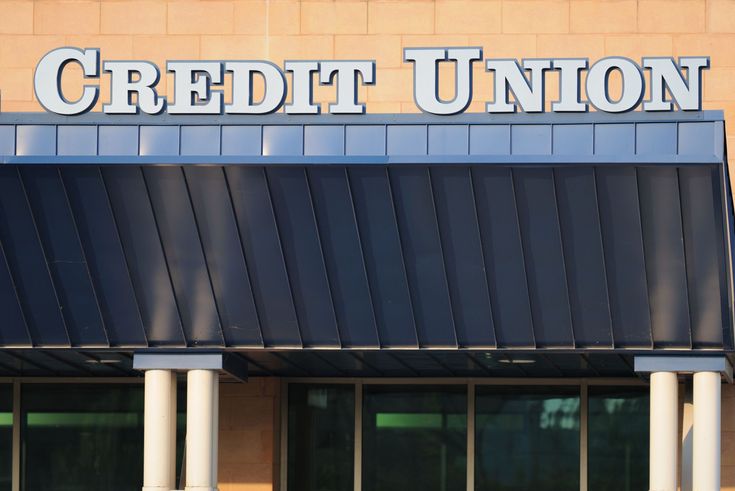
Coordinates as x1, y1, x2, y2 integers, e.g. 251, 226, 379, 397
21, 383, 185, 491
588, 386, 649, 491
0, 385, 12, 491
475, 386, 580, 491
362, 385, 467, 491
288, 384, 355, 491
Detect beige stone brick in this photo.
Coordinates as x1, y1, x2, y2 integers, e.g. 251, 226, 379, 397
638, 0, 705, 33
703, 67, 735, 101
674, 34, 735, 66
708, 0, 735, 33
723, 431, 735, 458
301, 2, 367, 34
366, 101, 402, 113
368, 2, 434, 35
0, 2, 33, 35
219, 429, 272, 464
268, 35, 334, 63
468, 34, 537, 58
101, 2, 166, 35
570, 0, 637, 34
0, 68, 33, 101
0, 35, 66, 68
367, 67, 413, 102
723, 465, 735, 490
221, 396, 276, 431
724, 395, 735, 432
65, 35, 134, 60
604, 34, 673, 59
537, 34, 605, 59
34, 1, 100, 35
435, 1, 502, 34
335, 35, 402, 68
221, 380, 266, 398
400, 102, 423, 113
219, 464, 273, 491
132, 35, 200, 63
168, 1, 234, 35
0, 101, 41, 112
201, 35, 268, 59
402, 34, 470, 48
269, 2, 300, 35
466, 100, 486, 113
233, 1, 268, 35
502, 0, 570, 34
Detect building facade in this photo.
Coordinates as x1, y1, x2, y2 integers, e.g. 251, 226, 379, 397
0, 1, 733, 491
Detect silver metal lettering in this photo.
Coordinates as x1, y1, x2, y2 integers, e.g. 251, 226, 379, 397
34, 47, 99, 115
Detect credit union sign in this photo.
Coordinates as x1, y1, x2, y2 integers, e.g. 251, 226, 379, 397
29, 47, 709, 116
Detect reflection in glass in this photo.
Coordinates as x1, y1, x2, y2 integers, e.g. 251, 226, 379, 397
288, 384, 355, 491
475, 386, 580, 491
588, 386, 648, 491
362, 385, 467, 491
21, 384, 185, 491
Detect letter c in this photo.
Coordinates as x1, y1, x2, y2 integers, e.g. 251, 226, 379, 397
34, 47, 100, 115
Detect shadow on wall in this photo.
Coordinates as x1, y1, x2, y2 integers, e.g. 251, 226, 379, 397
218, 378, 281, 491
722, 385, 735, 491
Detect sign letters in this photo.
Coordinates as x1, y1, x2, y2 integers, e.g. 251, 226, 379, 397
29, 47, 709, 116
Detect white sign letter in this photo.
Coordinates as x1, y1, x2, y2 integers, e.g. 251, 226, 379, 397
586, 57, 644, 113
225, 61, 286, 114
552, 59, 588, 112
404, 47, 481, 115
103, 61, 165, 114
285, 61, 320, 114
486, 59, 552, 113
34, 48, 99, 115
319, 61, 375, 115
167, 61, 224, 114
643, 57, 709, 111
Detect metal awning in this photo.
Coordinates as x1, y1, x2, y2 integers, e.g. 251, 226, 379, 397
0, 111, 730, 360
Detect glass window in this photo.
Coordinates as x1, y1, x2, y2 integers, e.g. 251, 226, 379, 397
588, 386, 648, 491
288, 384, 355, 491
0, 385, 12, 491
21, 383, 185, 491
362, 385, 467, 491
475, 386, 580, 491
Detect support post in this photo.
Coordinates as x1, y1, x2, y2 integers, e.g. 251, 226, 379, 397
143, 369, 177, 491
649, 371, 678, 491
693, 371, 721, 491
185, 369, 218, 491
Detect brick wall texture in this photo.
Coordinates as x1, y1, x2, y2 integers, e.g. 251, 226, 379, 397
218, 378, 281, 491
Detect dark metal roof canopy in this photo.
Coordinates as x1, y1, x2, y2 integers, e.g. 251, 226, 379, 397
0, 112, 730, 357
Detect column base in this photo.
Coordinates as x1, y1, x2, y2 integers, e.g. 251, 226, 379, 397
142, 487, 173, 491
184, 487, 218, 491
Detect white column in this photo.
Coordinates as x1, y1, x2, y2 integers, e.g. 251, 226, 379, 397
185, 369, 219, 491
143, 369, 177, 491
650, 371, 678, 491
211, 377, 219, 487
693, 371, 721, 491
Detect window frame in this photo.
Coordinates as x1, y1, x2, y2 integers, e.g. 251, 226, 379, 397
0, 377, 142, 491
280, 377, 648, 491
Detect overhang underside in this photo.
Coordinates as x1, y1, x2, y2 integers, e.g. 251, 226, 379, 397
1, 350, 734, 379
0, 349, 651, 378
0, 113, 731, 365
